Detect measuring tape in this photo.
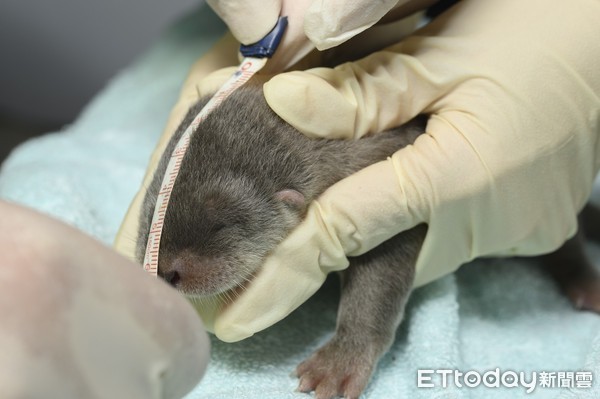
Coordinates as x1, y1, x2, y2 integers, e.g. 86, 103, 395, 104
143, 17, 288, 276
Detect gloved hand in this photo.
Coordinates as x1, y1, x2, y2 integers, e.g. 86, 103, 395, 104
0, 201, 209, 398
212, 0, 600, 341
205, 0, 436, 71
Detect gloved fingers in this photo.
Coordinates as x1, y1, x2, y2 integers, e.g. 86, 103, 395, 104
265, 0, 316, 72
317, 11, 423, 66
270, 10, 426, 106
114, 32, 238, 261
205, 1, 432, 72
213, 256, 327, 342
305, 155, 426, 258
0, 201, 209, 399
263, 49, 445, 140
206, 0, 282, 46
304, 0, 429, 50
206, 0, 315, 72
213, 202, 348, 342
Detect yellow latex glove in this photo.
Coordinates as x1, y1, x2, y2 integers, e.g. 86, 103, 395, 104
205, 0, 435, 71
213, 0, 600, 341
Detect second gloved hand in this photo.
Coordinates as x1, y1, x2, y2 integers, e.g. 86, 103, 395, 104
213, 0, 600, 342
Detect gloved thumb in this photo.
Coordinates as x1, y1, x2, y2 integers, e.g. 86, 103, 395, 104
263, 45, 446, 140
212, 202, 350, 342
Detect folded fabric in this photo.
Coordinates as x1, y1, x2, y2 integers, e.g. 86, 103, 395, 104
1, 4, 598, 398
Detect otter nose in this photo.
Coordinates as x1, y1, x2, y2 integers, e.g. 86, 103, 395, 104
158, 252, 197, 288
158, 251, 225, 295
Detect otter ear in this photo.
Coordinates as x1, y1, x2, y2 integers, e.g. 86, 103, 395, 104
275, 189, 305, 210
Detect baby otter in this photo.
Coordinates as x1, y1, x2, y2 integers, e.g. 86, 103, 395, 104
137, 84, 600, 399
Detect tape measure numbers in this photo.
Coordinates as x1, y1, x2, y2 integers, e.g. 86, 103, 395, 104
143, 17, 288, 277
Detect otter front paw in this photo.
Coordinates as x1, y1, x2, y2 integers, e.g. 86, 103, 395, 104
296, 338, 380, 399
565, 276, 600, 313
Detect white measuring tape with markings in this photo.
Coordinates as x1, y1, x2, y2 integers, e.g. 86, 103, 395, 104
143, 17, 288, 277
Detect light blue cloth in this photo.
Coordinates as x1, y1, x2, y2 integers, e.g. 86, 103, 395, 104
1, 5, 599, 398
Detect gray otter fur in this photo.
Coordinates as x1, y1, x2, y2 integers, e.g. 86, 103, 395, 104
137, 84, 426, 398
